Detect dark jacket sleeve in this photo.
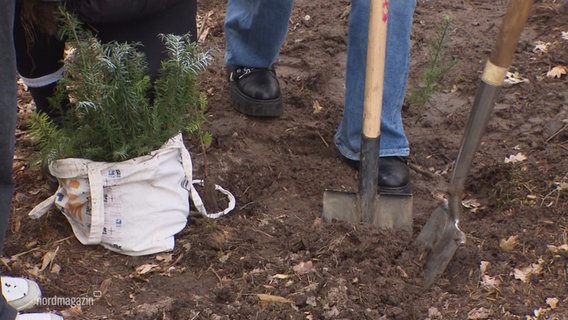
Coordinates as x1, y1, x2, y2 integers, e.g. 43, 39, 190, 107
66, 0, 182, 24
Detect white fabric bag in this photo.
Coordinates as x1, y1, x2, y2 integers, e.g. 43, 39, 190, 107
29, 133, 235, 256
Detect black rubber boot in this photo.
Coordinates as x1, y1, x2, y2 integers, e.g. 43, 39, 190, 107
377, 156, 411, 195
228, 66, 283, 117
344, 156, 412, 195
28, 82, 65, 125
28, 82, 64, 191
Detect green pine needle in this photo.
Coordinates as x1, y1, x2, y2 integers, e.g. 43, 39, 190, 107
30, 8, 211, 163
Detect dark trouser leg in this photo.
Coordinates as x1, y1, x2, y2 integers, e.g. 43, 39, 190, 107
14, 0, 65, 123
1, 0, 22, 319
27, 83, 64, 125
92, 0, 197, 80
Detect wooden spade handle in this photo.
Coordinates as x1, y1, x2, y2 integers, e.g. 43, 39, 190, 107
449, 0, 534, 196
482, 0, 534, 86
362, 0, 389, 139
451, 0, 534, 189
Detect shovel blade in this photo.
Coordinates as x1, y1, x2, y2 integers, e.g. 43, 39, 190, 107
416, 202, 449, 248
423, 224, 466, 287
322, 190, 413, 231
418, 203, 467, 287
322, 190, 362, 224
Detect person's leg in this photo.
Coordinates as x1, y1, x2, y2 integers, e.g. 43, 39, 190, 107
4, 4, 66, 320
224, 0, 293, 68
336, 0, 416, 159
14, 0, 66, 124
16, 0, 197, 120
92, 0, 198, 80
224, 0, 294, 117
334, 0, 416, 193
0, 0, 23, 318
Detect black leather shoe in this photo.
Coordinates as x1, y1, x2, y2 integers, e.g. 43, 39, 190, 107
28, 83, 65, 126
343, 156, 412, 195
228, 66, 283, 117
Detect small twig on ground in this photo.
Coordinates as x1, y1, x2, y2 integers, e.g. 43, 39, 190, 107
408, 162, 438, 180
541, 184, 564, 207
1, 258, 12, 272
546, 123, 567, 142
208, 265, 223, 283
317, 131, 329, 148
238, 201, 255, 211
11, 247, 40, 259
11, 235, 74, 259
290, 213, 305, 224
172, 253, 185, 266
197, 10, 213, 43
247, 227, 274, 238
53, 235, 75, 244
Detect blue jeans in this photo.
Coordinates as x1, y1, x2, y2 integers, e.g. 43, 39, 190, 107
225, 0, 416, 158
0, 0, 20, 318
224, 0, 294, 68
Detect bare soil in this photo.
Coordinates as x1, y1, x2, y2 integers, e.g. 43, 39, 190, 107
6, 0, 568, 319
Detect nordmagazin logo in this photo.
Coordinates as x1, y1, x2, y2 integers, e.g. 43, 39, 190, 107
36, 292, 99, 307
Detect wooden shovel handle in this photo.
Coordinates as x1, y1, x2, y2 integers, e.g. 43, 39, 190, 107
362, 0, 389, 139
482, 0, 534, 86
450, 0, 534, 189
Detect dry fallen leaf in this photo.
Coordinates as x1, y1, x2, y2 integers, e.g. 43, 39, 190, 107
462, 198, 480, 209
50, 263, 61, 275
306, 296, 317, 307
135, 264, 160, 275
513, 259, 543, 283
60, 304, 83, 318
1, 257, 10, 267
256, 293, 292, 304
532, 308, 545, 318
40, 247, 59, 272
479, 261, 490, 274
292, 261, 315, 275
500, 235, 519, 252
562, 31, 568, 41
271, 274, 289, 280
462, 198, 483, 213
218, 254, 230, 263
26, 265, 41, 278
504, 71, 529, 85
99, 278, 113, 297
533, 41, 550, 53
313, 217, 322, 227
480, 274, 501, 292
467, 307, 492, 319
155, 253, 173, 263
504, 152, 527, 164
547, 297, 559, 309
556, 181, 568, 191
547, 244, 568, 253
428, 307, 442, 319
547, 65, 567, 79
312, 100, 323, 114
